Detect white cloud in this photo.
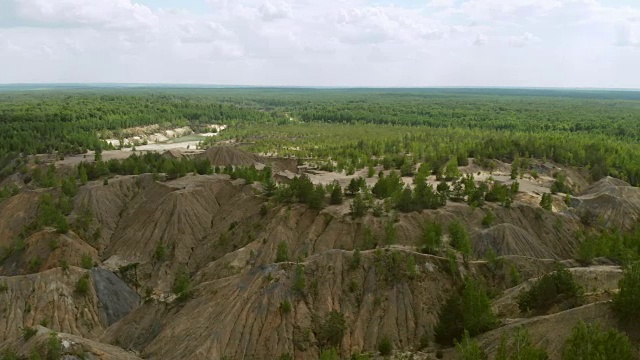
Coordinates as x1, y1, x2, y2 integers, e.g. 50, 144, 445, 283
509, 32, 541, 47
616, 23, 640, 47
6, 0, 159, 30
0, 0, 639, 87
258, 1, 292, 21
427, 0, 456, 9
473, 33, 488, 46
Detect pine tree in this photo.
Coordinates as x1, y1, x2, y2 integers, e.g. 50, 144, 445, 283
262, 176, 277, 198
540, 193, 553, 211
449, 221, 472, 260
330, 181, 343, 205
350, 193, 367, 218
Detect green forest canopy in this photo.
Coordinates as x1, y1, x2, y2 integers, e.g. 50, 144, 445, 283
1, 87, 639, 184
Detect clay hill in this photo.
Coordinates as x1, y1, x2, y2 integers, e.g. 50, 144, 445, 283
0, 165, 639, 359
572, 176, 640, 229
161, 145, 300, 174
199, 146, 261, 166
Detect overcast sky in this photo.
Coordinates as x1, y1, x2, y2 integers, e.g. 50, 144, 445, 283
0, 0, 639, 88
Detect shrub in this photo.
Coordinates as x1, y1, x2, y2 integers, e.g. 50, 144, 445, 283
260, 204, 269, 217
28, 256, 42, 273
330, 182, 343, 205
378, 336, 393, 356
292, 264, 306, 296
154, 244, 167, 261
435, 279, 497, 345
540, 193, 553, 211
0, 282, 7, 292
80, 254, 93, 269
481, 210, 496, 227
278, 354, 293, 360
60, 259, 69, 272
419, 220, 443, 254
315, 310, 347, 349
22, 326, 37, 340
613, 262, 640, 323
44, 332, 62, 360
276, 241, 289, 263
48, 238, 59, 251
455, 330, 487, 360
448, 221, 472, 259
1, 349, 19, 360
517, 266, 582, 313
562, 322, 633, 360
319, 348, 340, 360
280, 300, 292, 314
496, 327, 548, 360
75, 274, 90, 295
173, 269, 192, 301
509, 265, 522, 287
350, 249, 361, 271
350, 193, 367, 218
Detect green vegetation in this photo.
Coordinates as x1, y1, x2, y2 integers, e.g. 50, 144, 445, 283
613, 262, 640, 323
419, 220, 443, 255
75, 273, 91, 296
276, 241, 290, 263
562, 322, 633, 360
1, 349, 19, 360
280, 300, 292, 314
350, 249, 361, 271
292, 264, 306, 296
80, 254, 93, 269
329, 181, 343, 205
435, 278, 498, 345
449, 221, 472, 259
455, 331, 487, 360
481, 210, 496, 227
154, 244, 167, 262
315, 310, 347, 350
496, 328, 548, 360
377, 336, 393, 356
22, 327, 37, 341
319, 348, 340, 360
540, 193, 553, 211
373, 250, 417, 283
578, 227, 640, 264
517, 267, 583, 313
173, 269, 192, 301
1, 89, 639, 189
28, 256, 42, 274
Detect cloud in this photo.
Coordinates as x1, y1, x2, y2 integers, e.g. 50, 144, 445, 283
0, 0, 639, 87
2, 0, 158, 30
473, 33, 488, 46
427, 0, 456, 9
509, 32, 541, 47
616, 23, 639, 47
258, 1, 292, 22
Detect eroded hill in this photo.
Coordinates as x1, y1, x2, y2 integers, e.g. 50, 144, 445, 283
1, 158, 639, 359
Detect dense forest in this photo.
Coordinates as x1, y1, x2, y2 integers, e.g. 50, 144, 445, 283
1, 87, 640, 184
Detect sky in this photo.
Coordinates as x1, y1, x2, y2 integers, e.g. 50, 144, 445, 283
0, 0, 639, 88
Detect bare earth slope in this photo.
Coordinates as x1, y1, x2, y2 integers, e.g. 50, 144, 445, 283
574, 176, 640, 229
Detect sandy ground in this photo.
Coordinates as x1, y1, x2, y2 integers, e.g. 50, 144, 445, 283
303, 164, 552, 195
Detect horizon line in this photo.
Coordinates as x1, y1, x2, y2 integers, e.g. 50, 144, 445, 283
1, 83, 640, 92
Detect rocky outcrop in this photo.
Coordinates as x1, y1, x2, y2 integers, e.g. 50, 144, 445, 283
90, 268, 140, 326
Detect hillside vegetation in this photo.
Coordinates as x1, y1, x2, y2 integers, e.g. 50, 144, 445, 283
0, 88, 640, 359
